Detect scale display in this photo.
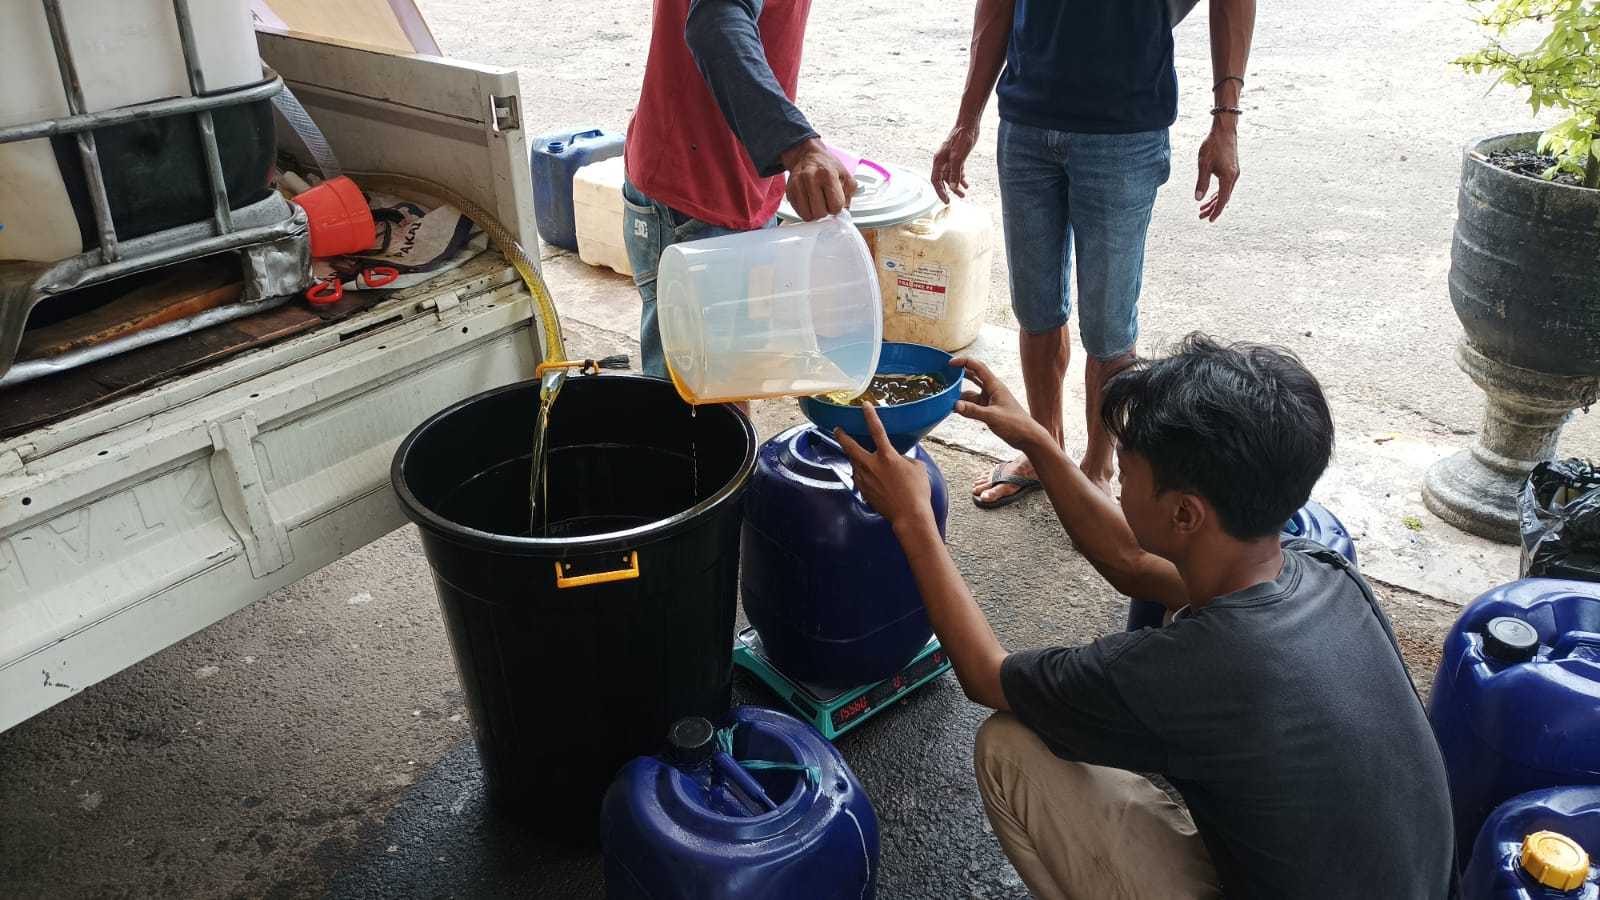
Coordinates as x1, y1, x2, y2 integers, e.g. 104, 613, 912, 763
732, 627, 951, 740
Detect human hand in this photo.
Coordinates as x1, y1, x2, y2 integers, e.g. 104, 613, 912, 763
931, 121, 979, 204
834, 405, 934, 530
1194, 119, 1240, 222
781, 138, 858, 221
952, 356, 1051, 453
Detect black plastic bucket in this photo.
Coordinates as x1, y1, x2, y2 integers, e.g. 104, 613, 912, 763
391, 374, 756, 839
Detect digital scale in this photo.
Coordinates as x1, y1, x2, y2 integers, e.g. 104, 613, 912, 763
732, 627, 952, 741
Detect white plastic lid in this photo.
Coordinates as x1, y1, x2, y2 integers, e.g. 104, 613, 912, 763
779, 163, 940, 229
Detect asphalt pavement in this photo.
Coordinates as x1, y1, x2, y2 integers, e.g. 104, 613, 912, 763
0, 354, 1463, 897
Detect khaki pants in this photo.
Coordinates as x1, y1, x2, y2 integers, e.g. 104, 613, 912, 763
975, 713, 1221, 900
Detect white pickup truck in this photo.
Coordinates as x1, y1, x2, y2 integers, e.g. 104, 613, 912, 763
0, 31, 552, 731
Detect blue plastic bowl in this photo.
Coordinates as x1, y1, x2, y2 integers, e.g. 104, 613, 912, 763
799, 342, 963, 453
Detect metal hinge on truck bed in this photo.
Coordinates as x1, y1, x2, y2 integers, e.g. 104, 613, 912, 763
207, 413, 292, 578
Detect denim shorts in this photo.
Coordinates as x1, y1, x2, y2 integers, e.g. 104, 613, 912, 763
621, 180, 776, 379
996, 120, 1170, 358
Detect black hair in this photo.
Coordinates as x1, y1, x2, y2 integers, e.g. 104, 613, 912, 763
1100, 333, 1334, 539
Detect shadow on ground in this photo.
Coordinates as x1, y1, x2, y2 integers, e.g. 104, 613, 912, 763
325, 671, 1019, 900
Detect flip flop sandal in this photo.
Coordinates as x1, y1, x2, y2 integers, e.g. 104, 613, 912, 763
973, 461, 1043, 510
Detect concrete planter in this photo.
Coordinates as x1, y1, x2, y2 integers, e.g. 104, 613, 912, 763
1424, 133, 1600, 543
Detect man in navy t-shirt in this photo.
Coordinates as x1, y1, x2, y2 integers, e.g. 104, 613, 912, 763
940, 0, 1256, 509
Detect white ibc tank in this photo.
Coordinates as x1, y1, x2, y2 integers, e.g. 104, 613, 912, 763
0, 0, 261, 263
572, 155, 632, 276
874, 198, 993, 351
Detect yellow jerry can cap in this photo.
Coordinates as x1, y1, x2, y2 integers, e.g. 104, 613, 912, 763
1521, 830, 1590, 892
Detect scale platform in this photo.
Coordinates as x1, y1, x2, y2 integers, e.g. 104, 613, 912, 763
732, 627, 951, 741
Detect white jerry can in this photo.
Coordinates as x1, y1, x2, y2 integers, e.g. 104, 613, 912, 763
873, 198, 993, 352
572, 155, 633, 276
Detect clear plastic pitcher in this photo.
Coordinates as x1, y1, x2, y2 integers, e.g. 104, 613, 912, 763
657, 213, 882, 404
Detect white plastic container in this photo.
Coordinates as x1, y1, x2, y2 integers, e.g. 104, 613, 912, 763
875, 199, 994, 351
572, 155, 632, 276
657, 214, 881, 404
0, 0, 261, 263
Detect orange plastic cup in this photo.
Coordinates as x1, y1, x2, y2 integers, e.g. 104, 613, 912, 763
291, 176, 375, 258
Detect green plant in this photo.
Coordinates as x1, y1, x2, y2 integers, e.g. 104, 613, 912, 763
1456, 0, 1600, 188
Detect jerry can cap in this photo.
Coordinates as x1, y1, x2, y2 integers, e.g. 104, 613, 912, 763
1484, 616, 1539, 663
1521, 830, 1590, 891
668, 717, 716, 767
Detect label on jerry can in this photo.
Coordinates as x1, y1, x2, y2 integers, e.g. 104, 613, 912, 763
885, 257, 950, 321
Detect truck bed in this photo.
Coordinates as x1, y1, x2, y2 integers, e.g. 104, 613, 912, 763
4, 258, 407, 440
0, 31, 544, 731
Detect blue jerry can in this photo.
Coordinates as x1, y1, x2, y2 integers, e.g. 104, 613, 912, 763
600, 706, 879, 899
741, 425, 949, 689
1279, 499, 1356, 562
1429, 578, 1600, 865
1463, 786, 1600, 899
1126, 499, 1357, 630
530, 127, 624, 252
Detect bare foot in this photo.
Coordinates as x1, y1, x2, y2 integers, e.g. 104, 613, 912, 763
973, 456, 1040, 507
1081, 458, 1115, 499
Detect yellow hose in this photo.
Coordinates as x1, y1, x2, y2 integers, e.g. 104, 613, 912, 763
348, 171, 567, 365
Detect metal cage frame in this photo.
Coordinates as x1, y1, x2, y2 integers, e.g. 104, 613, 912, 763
0, 0, 311, 386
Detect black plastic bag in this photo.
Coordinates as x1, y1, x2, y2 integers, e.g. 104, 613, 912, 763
1520, 458, 1600, 581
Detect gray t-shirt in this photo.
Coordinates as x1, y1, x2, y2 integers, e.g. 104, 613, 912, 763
1000, 546, 1454, 900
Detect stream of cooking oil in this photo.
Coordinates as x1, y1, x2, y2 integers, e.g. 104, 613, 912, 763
689, 405, 699, 507
526, 370, 566, 536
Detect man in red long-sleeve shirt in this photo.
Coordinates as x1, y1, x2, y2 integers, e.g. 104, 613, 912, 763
623, 0, 856, 379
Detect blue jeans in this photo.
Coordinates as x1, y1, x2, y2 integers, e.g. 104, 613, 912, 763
996, 120, 1171, 358
621, 180, 777, 378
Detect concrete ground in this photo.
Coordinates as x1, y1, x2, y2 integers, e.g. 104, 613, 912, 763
2, 0, 1591, 897
420, 0, 1598, 605
0, 367, 1463, 897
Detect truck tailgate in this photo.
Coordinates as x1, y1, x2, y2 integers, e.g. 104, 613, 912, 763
0, 258, 540, 730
